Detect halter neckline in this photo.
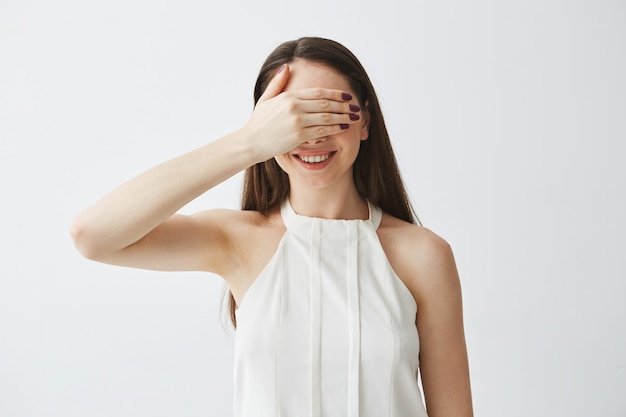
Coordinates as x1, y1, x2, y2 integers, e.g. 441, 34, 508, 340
280, 198, 382, 230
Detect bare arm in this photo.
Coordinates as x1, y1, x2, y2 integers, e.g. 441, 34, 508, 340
414, 233, 473, 417
70, 64, 361, 274
70, 133, 258, 270
386, 224, 473, 417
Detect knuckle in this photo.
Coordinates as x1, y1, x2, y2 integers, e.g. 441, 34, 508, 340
287, 100, 298, 112
291, 114, 302, 126
313, 87, 324, 98
322, 113, 331, 123
316, 126, 327, 136
319, 99, 329, 109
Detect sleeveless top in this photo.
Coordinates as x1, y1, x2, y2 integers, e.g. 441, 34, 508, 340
233, 200, 428, 417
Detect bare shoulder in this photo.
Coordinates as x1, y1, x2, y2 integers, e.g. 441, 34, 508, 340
195, 207, 284, 296
191, 206, 283, 260
377, 213, 459, 307
378, 214, 473, 415
201, 207, 282, 235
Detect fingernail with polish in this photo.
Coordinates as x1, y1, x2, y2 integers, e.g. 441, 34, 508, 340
342, 92, 353, 101
349, 104, 361, 112
349, 114, 360, 121
340, 124, 350, 130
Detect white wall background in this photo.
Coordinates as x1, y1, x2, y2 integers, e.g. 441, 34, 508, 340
1, 1, 624, 416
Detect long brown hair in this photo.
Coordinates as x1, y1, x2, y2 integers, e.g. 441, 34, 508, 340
228, 37, 419, 327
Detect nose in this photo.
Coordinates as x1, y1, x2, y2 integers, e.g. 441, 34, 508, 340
304, 136, 328, 145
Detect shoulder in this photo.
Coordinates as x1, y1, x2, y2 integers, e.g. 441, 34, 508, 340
184, 207, 282, 269
190, 207, 284, 251
377, 213, 459, 308
379, 214, 473, 415
377, 213, 455, 271
193, 207, 284, 300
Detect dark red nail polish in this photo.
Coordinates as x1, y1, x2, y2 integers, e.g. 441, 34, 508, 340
340, 124, 349, 130
349, 104, 361, 112
342, 92, 353, 101
349, 114, 360, 121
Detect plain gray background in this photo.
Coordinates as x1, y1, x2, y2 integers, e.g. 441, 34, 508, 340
1, 0, 625, 416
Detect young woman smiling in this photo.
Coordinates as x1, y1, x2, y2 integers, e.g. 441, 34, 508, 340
71, 37, 473, 417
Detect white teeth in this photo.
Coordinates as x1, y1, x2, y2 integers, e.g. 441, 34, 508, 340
299, 153, 330, 163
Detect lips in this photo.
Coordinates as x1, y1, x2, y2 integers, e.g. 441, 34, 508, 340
298, 153, 331, 163
292, 151, 336, 169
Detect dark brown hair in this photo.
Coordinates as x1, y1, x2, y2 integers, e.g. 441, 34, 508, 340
228, 37, 419, 327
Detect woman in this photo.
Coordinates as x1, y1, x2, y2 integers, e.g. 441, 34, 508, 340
71, 37, 473, 417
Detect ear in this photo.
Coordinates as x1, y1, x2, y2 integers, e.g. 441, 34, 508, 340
360, 100, 370, 141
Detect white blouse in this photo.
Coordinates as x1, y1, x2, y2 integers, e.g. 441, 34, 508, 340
233, 199, 428, 417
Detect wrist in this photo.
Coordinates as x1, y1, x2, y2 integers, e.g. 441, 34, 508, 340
231, 126, 271, 165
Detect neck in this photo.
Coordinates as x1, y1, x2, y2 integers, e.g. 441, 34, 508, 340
288, 183, 369, 220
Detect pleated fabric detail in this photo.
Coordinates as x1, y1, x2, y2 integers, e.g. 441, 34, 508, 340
233, 200, 428, 417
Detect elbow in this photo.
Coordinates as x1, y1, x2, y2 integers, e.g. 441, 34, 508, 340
69, 213, 106, 261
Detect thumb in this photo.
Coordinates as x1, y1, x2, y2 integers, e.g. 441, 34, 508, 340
258, 64, 290, 104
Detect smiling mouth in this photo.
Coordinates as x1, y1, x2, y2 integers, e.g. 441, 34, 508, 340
297, 153, 332, 163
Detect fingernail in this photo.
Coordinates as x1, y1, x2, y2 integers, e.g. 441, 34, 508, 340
277, 64, 286, 73
340, 124, 350, 130
349, 104, 361, 112
349, 114, 360, 121
342, 92, 353, 101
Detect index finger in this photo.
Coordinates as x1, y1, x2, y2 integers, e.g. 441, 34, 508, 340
292, 87, 354, 103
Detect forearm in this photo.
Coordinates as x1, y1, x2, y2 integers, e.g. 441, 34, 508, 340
71, 64, 359, 261
70, 130, 261, 258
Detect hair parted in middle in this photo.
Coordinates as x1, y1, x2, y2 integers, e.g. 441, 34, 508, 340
242, 37, 418, 225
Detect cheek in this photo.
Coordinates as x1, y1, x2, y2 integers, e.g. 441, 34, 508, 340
340, 128, 365, 151
273, 154, 291, 173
